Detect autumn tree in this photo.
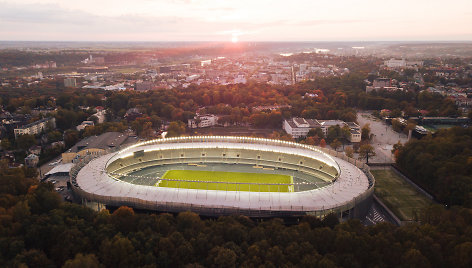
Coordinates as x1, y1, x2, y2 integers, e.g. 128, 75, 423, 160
167, 121, 186, 137
361, 124, 371, 141
345, 147, 354, 158
358, 143, 376, 163
330, 139, 342, 151
319, 139, 326, 148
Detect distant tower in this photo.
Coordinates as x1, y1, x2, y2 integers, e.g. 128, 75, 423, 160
291, 66, 297, 85
64, 77, 77, 88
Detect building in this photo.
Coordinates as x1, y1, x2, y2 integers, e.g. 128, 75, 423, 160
366, 78, 403, 93
346, 122, 362, 143
373, 78, 392, 88
72, 136, 373, 219
384, 58, 406, 68
93, 57, 105, 64
62, 132, 132, 163
384, 58, 423, 69
283, 117, 321, 138
14, 117, 56, 138
92, 107, 106, 124
135, 81, 153, 92
64, 78, 77, 88
158, 66, 172, 73
283, 117, 361, 142
124, 108, 143, 121
25, 154, 39, 168
188, 114, 219, 128
76, 121, 94, 131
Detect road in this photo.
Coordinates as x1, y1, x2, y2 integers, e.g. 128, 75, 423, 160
357, 111, 409, 163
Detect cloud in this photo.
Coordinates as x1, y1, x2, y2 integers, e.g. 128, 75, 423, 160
0, 2, 261, 40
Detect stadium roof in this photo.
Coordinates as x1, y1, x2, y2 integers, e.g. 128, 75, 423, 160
73, 137, 372, 215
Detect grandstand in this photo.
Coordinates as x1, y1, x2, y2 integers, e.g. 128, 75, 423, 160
71, 136, 374, 219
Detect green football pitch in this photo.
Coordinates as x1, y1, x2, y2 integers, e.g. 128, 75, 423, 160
156, 170, 294, 192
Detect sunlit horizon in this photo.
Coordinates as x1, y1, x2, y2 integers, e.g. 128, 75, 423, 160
0, 0, 471, 42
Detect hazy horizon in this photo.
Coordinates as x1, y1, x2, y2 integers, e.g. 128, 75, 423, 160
1, 0, 471, 42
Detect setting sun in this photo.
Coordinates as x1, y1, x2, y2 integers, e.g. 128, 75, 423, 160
231, 34, 238, 43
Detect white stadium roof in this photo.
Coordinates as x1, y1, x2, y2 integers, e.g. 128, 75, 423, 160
72, 137, 373, 216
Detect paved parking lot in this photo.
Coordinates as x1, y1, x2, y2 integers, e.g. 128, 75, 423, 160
44, 175, 73, 202
357, 111, 409, 163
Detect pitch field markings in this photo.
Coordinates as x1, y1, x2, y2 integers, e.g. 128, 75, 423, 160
158, 169, 294, 192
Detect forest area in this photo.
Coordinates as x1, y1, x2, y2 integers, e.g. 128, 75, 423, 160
0, 165, 472, 267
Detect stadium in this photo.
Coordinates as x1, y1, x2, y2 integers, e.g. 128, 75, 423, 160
70, 136, 374, 219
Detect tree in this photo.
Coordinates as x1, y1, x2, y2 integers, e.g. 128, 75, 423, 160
319, 139, 326, 148
1, 138, 12, 151
64, 130, 79, 148
207, 247, 237, 268
327, 125, 341, 143
167, 121, 186, 137
47, 130, 62, 143
345, 147, 354, 158
341, 125, 351, 148
391, 119, 403, 133
307, 127, 324, 139
330, 139, 341, 151
404, 122, 416, 135
100, 235, 136, 267
63, 253, 101, 268
358, 144, 376, 164
16, 134, 36, 151
361, 124, 371, 141
391, 141, 403, 160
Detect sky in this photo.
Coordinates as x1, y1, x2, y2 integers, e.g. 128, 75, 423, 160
1, 0, 471, 42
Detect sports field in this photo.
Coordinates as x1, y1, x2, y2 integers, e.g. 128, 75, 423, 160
371, 169, 433, 221
157, 170, 294, 192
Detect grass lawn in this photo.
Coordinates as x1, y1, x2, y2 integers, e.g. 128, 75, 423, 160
371, 169, 433, 221
157, 170, 294, 192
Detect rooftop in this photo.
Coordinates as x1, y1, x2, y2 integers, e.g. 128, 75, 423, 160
16, 117, 54, 130
66, 132, 129, 153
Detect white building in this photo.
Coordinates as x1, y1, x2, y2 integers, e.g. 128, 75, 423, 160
283, 118, 321, 138
188, 114, 219, 128
233, 74, 247, 84
283, 118, 361, 142
93, 107, 106, 124
77, 121, 94, 131
14, 117, 56, 138
25, 154, 39, 168
384, 58, 406, 68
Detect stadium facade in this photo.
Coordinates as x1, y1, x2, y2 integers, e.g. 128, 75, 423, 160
70, 136, 374, 219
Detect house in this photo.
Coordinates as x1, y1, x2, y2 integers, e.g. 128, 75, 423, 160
76, 121, 94, 131
188, 114, 219, 128
14, 117, 56, 139
25, 154, 39, 167
124, 108, 143, 121
283, 117, 362, 142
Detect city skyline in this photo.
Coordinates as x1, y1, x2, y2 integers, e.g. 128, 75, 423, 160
1, 0, 472, 42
